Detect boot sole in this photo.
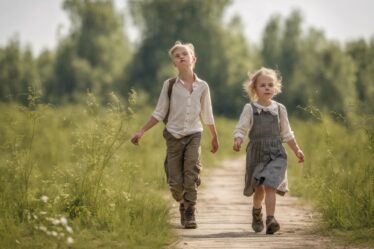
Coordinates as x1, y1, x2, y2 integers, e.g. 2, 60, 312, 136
266, 222, 280, 234
184, 223, 197, 229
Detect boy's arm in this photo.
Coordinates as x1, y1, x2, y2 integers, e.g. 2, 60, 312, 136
207, 124, 219, 153
131, 116, 159, 145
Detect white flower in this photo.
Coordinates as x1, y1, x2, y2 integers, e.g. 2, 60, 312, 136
40, 195, 49, 203
51, 231, 58, 237
38, 225, 47, 232
51, 218, 60, 225
60, 217, 68, 226
66, 237, 74, 245
65, 225, 73, 234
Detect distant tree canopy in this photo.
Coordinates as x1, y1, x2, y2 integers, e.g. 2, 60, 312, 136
0, 2, 373, 116
261, 10, 359, 116
46, 0, 131, 103
0, 38, 40, 103
125, 0, 255, 117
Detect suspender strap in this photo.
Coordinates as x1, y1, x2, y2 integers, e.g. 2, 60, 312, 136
163, 77, 177, 124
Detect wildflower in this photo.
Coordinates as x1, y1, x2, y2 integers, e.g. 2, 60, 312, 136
65, 225, 73, 234
51, 218, 60, 225
67, 237, 74, 245
40, 195, 49, 203
51, 231, 58, 237
60, 216, 68, 226
38, 225, 47, 232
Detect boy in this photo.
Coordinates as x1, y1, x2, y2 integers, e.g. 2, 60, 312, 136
131, 41, 219, 229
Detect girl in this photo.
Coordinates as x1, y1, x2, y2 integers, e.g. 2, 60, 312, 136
131, 41, 219, 229
233, 67, 304, 234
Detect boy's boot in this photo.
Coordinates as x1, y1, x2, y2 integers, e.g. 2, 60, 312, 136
179, 202, 185, 226
251, 207, 264, 232
266, 215, 280, 234
184, 205, 197, 229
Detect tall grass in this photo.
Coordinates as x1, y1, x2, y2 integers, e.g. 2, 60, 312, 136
0, 90, 238, 248
287, 106, 374, 246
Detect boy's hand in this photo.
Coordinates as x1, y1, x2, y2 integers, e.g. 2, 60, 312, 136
295, 149, 305, 163
233, 137, 243, 152
131, 130, 144, 145
211, 136, 219, 153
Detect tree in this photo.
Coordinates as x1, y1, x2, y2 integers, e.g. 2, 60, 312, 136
346, 38, 374, 113
0, 37, 40, 103
126, 0, 258, 116
48, 0, 131, 103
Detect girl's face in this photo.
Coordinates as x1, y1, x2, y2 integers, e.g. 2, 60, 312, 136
255, 74, 276, 104
171, 46, 196, 70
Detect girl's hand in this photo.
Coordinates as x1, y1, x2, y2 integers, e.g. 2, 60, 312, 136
295, 149, 305, 163
211, 136, 219, 153
233, 138, 243, 152
131, 130, 144, 145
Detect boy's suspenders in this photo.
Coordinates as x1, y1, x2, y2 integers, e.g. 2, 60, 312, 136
163, 77, 177, 124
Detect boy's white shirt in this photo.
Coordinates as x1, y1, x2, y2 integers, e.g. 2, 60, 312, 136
152, 75, 215, 139
234, 100, 295, 142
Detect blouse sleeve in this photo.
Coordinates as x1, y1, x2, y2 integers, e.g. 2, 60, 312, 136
279, 104, 295, 142
152, 80, 170, 121
200, 84, 215, 125
234, 104, 253, 139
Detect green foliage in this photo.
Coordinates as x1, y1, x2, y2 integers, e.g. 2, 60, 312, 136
261, 9, 359, 116
46, 0, 131, 103
0, 37, 40, 103
126, 0, 257, 117
288, 107, 374, 245
346, 38, 374, 114
0, 92, 238, 248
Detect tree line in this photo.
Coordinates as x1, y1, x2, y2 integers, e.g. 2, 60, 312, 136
0, 0, 373, 117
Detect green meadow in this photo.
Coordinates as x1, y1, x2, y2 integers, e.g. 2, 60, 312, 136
0, 94, 237, 249
1, 96, 373, 248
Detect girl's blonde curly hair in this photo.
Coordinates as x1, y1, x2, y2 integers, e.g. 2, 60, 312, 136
243, 67, 282, 101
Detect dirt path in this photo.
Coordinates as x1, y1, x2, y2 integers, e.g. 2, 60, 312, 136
168, 158, 343, 249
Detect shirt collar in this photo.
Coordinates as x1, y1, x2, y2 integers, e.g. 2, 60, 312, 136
253, 101, 278, 115
176, 74, 201, 87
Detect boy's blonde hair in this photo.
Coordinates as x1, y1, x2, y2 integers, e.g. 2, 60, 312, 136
243, 67, 282, 101
168, 41, 195, 58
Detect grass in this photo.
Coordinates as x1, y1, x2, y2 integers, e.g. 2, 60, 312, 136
0, 91, 238, 249
287, 106, 374, 248
1, 91, 373, 248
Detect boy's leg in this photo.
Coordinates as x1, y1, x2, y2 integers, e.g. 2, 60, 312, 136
182, 132, 201, 228
264, 186, 280, 234
163, 129, 185, 203
252, 185, 265, 232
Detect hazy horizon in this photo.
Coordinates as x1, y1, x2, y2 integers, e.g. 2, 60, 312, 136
1, 0, 373, 55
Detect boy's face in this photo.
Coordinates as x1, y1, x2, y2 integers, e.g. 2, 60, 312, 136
171, 46, 196, 70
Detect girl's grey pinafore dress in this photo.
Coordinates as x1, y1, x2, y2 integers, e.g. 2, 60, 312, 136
244, 102, 288, 197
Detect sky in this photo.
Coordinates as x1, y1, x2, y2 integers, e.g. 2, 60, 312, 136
0, 0, 373, 55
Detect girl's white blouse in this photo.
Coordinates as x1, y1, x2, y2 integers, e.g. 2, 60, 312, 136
234, 101, 295, 142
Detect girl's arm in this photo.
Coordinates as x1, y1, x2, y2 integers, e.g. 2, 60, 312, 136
233, 104, 253, 151
131, 116, 159, 145
279, 104, 304, 163
286, 138, 304, 163
207, 124, 219, 153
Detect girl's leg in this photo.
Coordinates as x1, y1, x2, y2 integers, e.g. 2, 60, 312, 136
251, 185, 265, 232
264, 186, 280, 234
264, 186, 276, 216
253, 185, 265, 208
